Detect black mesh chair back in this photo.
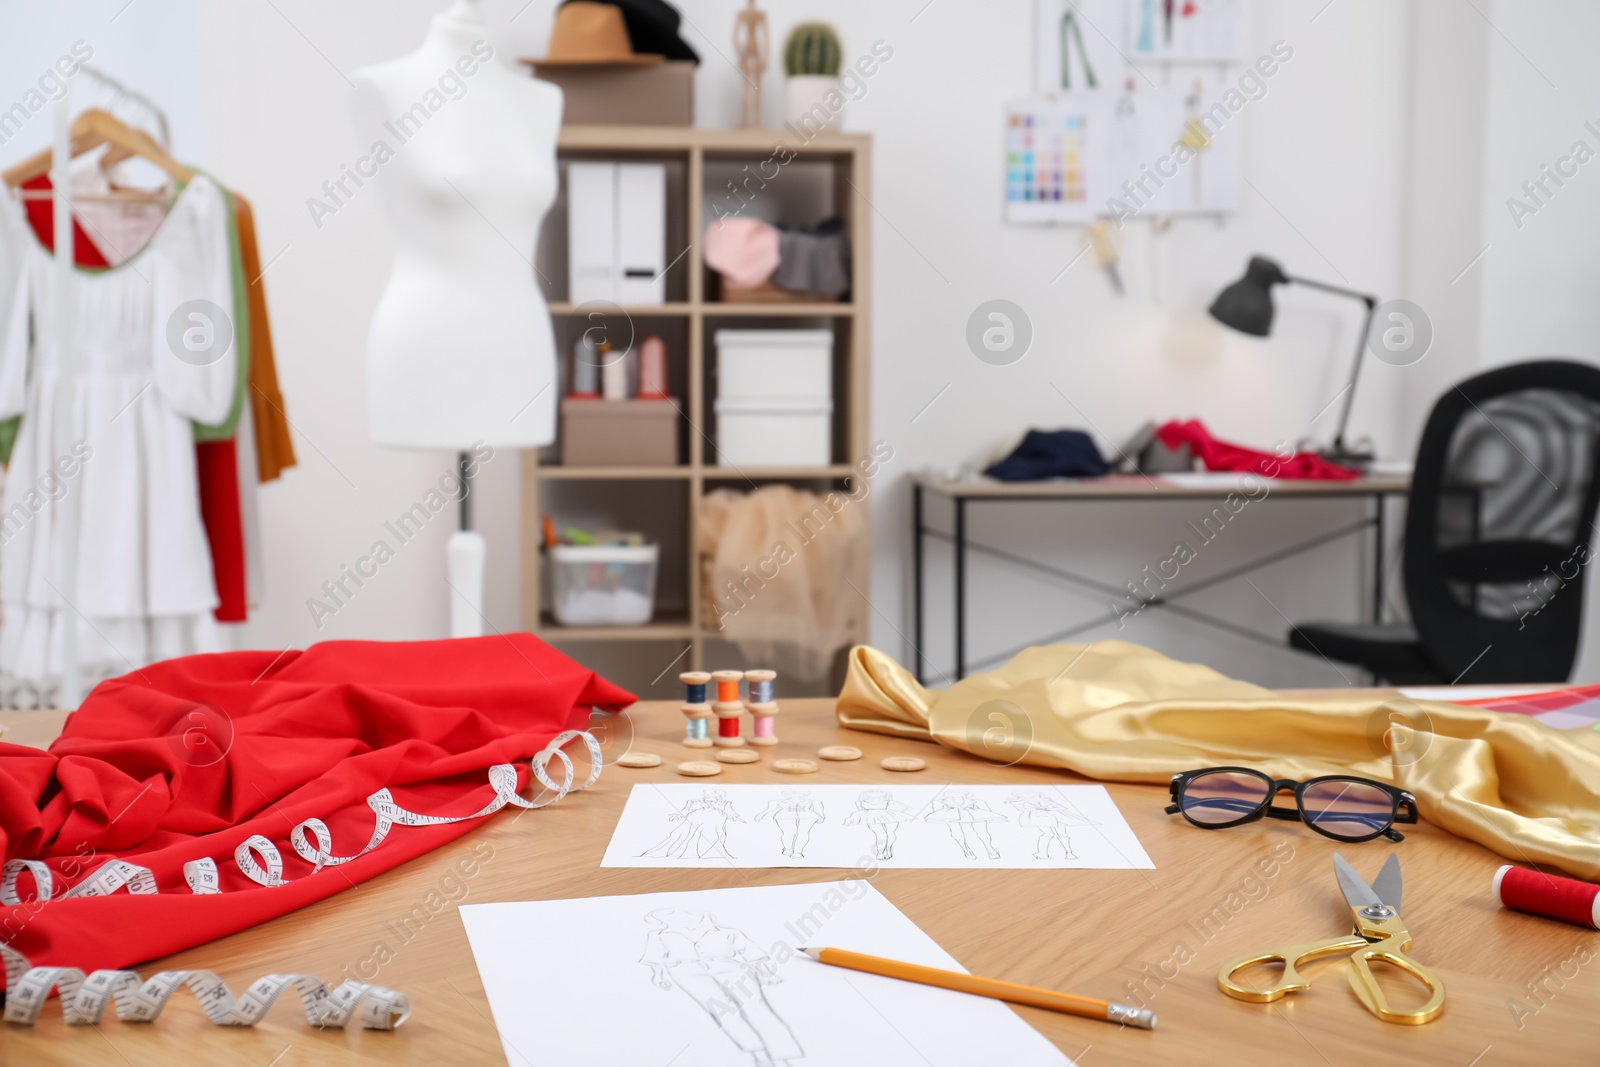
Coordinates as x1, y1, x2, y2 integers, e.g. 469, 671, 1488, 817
1405, 360, 1600, 683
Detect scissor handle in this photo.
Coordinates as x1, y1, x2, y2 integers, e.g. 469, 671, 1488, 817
1218, 935, 1370, 1003
1347, 944, 1445, 1025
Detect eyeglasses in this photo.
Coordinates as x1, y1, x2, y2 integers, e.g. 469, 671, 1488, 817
1165, 767, 1418, 843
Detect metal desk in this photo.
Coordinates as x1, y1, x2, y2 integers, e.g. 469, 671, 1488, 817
911, 472, 1413, 683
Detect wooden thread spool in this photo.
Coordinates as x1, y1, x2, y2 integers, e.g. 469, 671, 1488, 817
745, 669, 778, 746
711, 669, 746, 748
679, 671, 713, 749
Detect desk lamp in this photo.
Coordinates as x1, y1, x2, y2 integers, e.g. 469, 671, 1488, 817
1208, 255, 1376, 466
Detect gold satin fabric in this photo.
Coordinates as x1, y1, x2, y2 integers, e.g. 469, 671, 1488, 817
838, 641, 1600, 880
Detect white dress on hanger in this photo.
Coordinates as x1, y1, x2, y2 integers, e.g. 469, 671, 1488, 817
0, 174, 235, 685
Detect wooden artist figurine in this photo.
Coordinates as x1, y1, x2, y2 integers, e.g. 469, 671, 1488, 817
679, 671, 713, 748
744, 669, 779, 746
711, 669, 747, 747
733, 0, 768, 128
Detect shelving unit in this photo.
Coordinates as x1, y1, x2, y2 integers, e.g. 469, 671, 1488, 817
521, 126, 872, 696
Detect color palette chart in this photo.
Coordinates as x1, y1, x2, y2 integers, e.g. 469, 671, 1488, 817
1004, 99, 1098, 223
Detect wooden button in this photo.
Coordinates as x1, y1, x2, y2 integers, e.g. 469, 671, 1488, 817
881, 756, 926, 772
716, 749, 760, 764
773, 758, 819, 775
818, 745, 862, 761
617, 752, 662, 768
676, 760, 722, 777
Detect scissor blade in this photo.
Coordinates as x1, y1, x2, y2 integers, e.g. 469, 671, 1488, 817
1370, 853, 1403, 913
1333, 853, 1382, 909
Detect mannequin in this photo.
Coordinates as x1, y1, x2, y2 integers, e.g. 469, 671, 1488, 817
353, 0, 561, 637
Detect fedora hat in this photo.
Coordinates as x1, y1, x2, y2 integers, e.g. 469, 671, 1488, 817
579, 0, 699, 63
536, 1, 664, 66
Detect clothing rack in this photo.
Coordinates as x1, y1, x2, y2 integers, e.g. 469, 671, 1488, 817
49, 87, 82, 708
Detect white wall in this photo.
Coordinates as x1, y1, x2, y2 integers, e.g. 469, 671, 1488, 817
6, 0, 1590, 690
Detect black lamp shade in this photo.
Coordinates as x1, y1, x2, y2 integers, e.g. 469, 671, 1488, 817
1209, 255, 1289, 337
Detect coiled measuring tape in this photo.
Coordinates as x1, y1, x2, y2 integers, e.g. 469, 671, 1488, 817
0, 941, 409, 1029
0, 730, 602, 1027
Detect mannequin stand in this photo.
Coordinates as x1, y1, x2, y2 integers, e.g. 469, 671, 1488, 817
448, 451, 486, 639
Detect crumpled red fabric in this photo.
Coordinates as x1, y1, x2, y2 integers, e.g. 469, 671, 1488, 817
1155, 419, 1359, 480
0, 636, 633, 982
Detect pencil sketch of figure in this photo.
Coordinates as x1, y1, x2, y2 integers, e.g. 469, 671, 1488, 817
640, 789, 743, 859
641, 909, 804, 1066
754, 790, 825, 859
1006, 791, 1096, 860
924, 790, 1006, 860
844, 789, 914, 860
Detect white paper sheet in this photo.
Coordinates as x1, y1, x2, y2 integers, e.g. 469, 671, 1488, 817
460, 882, 1072, 1067
601, 784, 1154, 870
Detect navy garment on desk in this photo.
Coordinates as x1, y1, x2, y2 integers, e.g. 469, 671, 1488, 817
984, 430, 1108, 482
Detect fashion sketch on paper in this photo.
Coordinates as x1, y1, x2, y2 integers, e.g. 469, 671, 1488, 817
754, 790, 825, 859
924, 790, 1006, 860
844, 789, 915, 860
640, 789, 743, 859
1006, 791, 1097, 859
641, 909, 804, 1066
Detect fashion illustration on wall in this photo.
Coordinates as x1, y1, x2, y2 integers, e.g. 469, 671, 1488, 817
924, 790, 1007, 860
641, 908, 804, 1066
1006, 791, 1097, 860
640, 789, 743, 859
844, 789, 915, 860
754, 790, 825, 859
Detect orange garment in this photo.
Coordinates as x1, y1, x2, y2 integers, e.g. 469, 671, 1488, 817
234, 195, 296, 482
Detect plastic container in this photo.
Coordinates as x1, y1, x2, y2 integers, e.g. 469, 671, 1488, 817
714, 397, 833, 466
714, 329, 833, 402
548, 543, 659, 626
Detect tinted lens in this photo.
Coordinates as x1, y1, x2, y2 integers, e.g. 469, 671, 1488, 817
1180, 770, 1271, 826
1301, 779, 1395, 839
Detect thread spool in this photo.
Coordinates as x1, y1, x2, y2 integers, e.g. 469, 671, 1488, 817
638, 336, 668, 400
711, 669, 746, 748
744, 668, 778, 747
679, 671, 713, 749
1494, 865, 1600, 929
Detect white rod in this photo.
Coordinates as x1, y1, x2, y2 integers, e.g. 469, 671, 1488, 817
52, 90, 81, 709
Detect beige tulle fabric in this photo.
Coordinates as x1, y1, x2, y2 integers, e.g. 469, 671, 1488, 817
698, 486, 867, 681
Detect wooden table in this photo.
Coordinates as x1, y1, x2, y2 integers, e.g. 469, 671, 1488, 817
1, 696, 1594, 1065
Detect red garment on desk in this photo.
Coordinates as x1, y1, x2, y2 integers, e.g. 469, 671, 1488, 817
21, 176, 248, 622
0, 637, 634, 981
1156, 419, 1359, 481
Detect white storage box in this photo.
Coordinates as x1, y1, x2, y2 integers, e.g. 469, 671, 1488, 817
548, 543, 659, 626
714, 329, 833, 402
715, 398, 834, 467
714, 329, 835, 467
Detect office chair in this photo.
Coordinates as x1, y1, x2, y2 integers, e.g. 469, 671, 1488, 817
1290, 360, 1600, 685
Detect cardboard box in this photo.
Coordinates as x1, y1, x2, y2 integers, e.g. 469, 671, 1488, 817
523, 61, 694, 126
561, 398, 680, 466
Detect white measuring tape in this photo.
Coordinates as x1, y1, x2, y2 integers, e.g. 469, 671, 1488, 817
0, 729, 601, 1027
0, 941, 410, 1029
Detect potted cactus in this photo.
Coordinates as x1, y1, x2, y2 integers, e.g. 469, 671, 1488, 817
783, 22, 844, 130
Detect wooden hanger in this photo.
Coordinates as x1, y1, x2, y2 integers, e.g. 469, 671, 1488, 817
2, 108, 192, 197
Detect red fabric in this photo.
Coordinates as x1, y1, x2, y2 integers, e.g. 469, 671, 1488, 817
196, 439, 247, 622
1155, 419, 1360, 481
21, 176, 248, 623
0, 637, 634, 981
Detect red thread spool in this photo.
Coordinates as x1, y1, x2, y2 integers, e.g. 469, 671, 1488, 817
718, 716, 742, 739
1493, 864, 1600, 929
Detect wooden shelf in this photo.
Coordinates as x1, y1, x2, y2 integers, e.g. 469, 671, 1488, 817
524, 126, 873, 678
548, 302, 693, 316
535, 614, 695, 641
536, 465, 692, 480
546, 301, 853, 317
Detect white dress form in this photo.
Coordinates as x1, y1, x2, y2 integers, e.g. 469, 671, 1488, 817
353, 0, 562, 637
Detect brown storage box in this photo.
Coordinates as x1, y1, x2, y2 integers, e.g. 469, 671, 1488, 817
523, 61, 694, 126
562, 398, 679, 466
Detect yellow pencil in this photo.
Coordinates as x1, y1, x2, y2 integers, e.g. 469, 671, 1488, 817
801, 947, 1156, 1031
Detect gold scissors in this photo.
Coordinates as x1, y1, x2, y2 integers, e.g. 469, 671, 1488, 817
1219, 853, 1444, 1025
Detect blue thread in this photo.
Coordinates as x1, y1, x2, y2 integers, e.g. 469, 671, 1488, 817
687, 718, 709, 740
685, 682, 707, 704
